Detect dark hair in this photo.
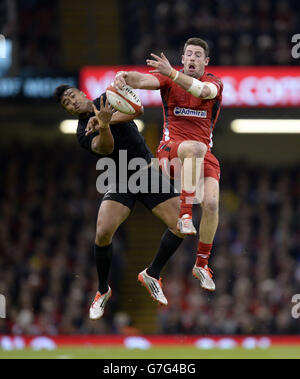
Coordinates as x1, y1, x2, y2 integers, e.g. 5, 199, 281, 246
183, 37, 209, 57
53, 84, 73, 103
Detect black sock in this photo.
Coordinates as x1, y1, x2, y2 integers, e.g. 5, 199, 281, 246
94, 243, 112, 294
146, 229, 183, 279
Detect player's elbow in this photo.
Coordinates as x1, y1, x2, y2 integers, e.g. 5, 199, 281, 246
200, 86, 212, 98
97, 145, 114, 155
188, 79, 218, 99
201, 83, 218, 99
92, 141, 114, 155
102, 145, 114, 155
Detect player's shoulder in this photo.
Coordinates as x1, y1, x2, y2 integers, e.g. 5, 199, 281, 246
203, 71, 223, 85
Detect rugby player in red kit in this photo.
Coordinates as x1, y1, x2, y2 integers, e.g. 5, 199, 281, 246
114, 37, 223, 291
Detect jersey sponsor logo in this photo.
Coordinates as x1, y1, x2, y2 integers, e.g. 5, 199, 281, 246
173, 107, 207, 118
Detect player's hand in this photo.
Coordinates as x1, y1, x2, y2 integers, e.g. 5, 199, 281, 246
85, 116, 99, 136
114, 71, 128, 90
146, 52, 173, 77
92, 96, 117, 128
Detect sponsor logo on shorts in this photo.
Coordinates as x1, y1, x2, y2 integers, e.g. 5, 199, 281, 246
174, 107, 207, 118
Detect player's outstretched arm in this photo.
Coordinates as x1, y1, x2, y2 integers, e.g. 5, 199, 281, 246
88, 96, 116, 155
147, 52, 218, 100
114, 71, 160, 91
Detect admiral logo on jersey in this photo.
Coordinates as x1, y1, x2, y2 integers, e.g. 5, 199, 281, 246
174, 107, 207, 118
152, 70, 223, 147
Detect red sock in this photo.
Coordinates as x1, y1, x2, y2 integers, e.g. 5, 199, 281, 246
179, 190, 195, 218
196, 242, 213, 268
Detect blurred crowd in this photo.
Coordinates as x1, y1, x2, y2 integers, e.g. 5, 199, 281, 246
0, 142, 299, 336
1, 0, 298, 77
18, 0, 60, 75
0, 142, 126, 335
0, 0, 16, 38
158, 162, 300, 334
122, 0, 298, 66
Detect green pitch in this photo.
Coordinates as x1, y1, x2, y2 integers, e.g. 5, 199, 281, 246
0, 346, 300, 359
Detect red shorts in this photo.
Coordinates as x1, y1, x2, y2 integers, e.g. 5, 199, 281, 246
156, 140, 220, 182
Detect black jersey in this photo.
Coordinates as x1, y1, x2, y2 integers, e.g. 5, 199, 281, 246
76, 93, 153, 167
76, 94, 179, 205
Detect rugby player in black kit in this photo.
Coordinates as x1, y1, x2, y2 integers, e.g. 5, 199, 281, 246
54, 85, 185, 320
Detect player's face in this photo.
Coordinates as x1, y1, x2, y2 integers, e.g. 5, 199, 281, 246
182, 45, 209, 78
61, 88, 90, 117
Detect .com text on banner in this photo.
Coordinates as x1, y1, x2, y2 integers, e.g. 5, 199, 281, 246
80, 66, 300, 108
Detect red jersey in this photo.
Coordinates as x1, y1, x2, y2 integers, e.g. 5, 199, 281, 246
153, 71, 223, 150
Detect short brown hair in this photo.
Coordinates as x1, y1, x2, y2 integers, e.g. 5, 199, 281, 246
183, 38, 209, 57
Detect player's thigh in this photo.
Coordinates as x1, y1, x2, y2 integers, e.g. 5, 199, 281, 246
152, 196, 183, 236
96, 199, 131, 236
157, 141, 182, 180
202, 177, 219, 213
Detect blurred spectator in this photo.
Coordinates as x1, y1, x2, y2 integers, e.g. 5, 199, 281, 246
0, 0, 17, 38
113, 312, 141, 335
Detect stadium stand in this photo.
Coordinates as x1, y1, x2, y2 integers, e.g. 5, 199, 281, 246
18, 0, 60, 75
121, 0, 298, 66
1, 0, 299, 339
0, 142, 299, 335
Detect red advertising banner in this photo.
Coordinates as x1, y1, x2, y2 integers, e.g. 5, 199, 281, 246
80, 66, 300, 108
1, 335, 300, 350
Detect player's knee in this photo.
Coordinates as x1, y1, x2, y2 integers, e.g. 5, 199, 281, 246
178, 141, 206, 159
202, 198, 219, 215
95, 226, 113, 246
167, 214, 185, 238
170, 227, 185, 239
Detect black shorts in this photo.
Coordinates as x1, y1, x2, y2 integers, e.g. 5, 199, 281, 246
102, 165, 179, 210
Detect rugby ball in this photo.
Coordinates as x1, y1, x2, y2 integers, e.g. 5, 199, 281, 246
106, 84, 142, 115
